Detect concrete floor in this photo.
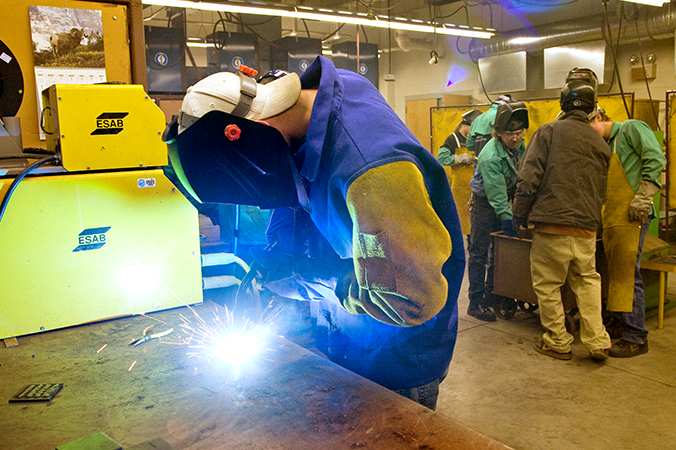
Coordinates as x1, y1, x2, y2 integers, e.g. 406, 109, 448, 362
200, 216, 676, 450
437, 269, 676, 450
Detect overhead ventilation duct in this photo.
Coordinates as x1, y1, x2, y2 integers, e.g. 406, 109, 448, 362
469, 4, 676, 61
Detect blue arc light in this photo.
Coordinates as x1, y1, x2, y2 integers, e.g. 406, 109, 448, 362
447, 66, 467, 87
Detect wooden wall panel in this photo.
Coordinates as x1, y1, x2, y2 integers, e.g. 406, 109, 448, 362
406, 98, 438, 153
0, 0, 131, 148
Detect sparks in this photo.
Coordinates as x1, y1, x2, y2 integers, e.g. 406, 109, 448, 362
96, 344, 107, 353
128, 360, 137, 371
212, 327, 266, 364
165, 284, 286, 366
170, 301, 282, 366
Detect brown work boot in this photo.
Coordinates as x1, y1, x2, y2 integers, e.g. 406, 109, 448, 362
609, 339, 648, 358
589, 348, 609, 362
533, 340, 572, 360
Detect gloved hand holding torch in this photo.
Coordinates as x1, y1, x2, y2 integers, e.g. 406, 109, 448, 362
239, 248, 354, 306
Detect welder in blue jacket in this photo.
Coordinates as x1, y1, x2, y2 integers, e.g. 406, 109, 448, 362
166, 56, 465, 410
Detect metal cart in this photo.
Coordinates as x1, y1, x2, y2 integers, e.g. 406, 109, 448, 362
491, 231, 609, 334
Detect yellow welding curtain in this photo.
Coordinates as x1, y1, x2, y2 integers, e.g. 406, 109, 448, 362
431, 94, 633, 234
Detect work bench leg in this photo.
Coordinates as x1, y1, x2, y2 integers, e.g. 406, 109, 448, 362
659, 271, 665, 330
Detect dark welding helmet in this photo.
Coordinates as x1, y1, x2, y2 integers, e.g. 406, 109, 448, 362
162, 65, 311, 211
565, 67, 598, 89
164, 111, 309, 211
494, 101, 529, 133
561, 67, 598, 113
461, 109, 482, 126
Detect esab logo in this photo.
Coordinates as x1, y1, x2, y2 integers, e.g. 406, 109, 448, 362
91, 112, 129, 135
73, 226, 111, 252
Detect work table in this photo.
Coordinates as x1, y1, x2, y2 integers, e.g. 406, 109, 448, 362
0, 301, 511, 449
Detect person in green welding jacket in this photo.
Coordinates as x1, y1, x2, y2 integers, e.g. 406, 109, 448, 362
466, 102, 528, 322
590, 108, 666, 358
437, 109, 482, 167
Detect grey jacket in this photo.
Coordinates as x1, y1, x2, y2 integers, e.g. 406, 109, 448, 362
512, 110, 610, 231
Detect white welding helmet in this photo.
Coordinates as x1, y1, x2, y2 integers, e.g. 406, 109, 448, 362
163, 66, 311, 212
178, 67, 301, 132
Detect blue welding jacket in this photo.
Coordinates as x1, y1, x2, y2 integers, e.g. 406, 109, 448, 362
276, 56, 464, 390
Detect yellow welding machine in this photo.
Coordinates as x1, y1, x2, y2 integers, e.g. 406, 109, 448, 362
0, 84, 203, 339
42, 84, 168, 172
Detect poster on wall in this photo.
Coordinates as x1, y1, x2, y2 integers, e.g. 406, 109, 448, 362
28, 5, 106, 139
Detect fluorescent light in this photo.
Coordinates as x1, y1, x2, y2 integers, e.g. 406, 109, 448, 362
186, 42, 214, 48
620, 0, 668, 5
142, 0, 495, 39
510, 37, 542, 45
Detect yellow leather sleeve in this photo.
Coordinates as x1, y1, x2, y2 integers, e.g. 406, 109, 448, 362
343, 161, 452, 326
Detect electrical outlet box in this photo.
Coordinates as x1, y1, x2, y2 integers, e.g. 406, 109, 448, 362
631, 63, 656, 80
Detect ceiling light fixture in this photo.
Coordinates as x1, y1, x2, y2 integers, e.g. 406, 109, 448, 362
186, 42, 214, 48
619, 0, 668, 6
141, 0, 495, 39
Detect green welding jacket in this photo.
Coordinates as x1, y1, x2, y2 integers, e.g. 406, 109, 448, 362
466, 103, 498, 153
437, 131, 466, 166
469, 137, 525, 220
608, 120, 665, 191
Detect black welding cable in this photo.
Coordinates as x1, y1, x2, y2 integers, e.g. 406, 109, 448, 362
632, 4, 660, 130
603, 0, 632, 119
0, 155, 58, 224
469, 38, 493, 104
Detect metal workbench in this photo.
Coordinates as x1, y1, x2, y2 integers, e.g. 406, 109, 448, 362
0, 301, 512, 450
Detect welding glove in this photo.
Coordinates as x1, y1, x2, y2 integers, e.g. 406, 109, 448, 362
250, 250, 354, 305
236, 251, 296, 311
512, 215, 528, 238
247, 251, 295, 284
628, 181, 660, 223
287, 256, 354, 304
501, 219, 515, 237
454, 153, 474, 166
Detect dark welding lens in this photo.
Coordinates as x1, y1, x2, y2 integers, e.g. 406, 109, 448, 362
258, 69, 289, 85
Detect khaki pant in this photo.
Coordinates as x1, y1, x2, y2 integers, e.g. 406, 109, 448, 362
531, 232, 611, 353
